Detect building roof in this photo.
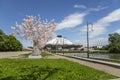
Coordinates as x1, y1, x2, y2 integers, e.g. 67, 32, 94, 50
46, 37, 73, 45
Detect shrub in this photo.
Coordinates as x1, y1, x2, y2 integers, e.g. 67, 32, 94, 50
0, 29, 23, 51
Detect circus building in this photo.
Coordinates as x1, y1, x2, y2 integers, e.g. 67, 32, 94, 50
45, 35, 83, 52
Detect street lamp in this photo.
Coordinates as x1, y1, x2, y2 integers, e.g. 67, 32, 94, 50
63, 37, 65, 54
87, 22, 93, 58
56, 38, 58, 54
55, 35, 62, 54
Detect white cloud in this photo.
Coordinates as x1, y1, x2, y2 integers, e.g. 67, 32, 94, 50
74, 5, 108, 11
74, 38, 108, 47
81, 8, 120, 38
56, 13, 86, 30
87, 6, 108, 12
74, 4, 87, 9
115, 29, 120, 34
56, 5, 108, 31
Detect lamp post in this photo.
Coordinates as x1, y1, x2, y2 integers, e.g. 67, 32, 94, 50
56, 38, 58, 54
87, 22, 93, 58
55, 35, 62, 54
63, 37, 64, 54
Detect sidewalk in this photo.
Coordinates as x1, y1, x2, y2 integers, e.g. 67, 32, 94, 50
0, 51, 31, 58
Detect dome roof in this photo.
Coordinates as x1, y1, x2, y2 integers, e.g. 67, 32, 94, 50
46, 37, 73, 45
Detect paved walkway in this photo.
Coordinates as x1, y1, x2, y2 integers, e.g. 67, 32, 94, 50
47, 55, 120, 78
0, 51, 31, 58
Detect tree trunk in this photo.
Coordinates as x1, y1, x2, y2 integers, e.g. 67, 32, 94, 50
33, 41, 40, 56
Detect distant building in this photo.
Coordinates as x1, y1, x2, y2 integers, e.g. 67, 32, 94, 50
93, 45, 103, 49
83, 47, 94, 51
46, 35, 73, 45
45, 35, 83, 51
96, 45, 103, 48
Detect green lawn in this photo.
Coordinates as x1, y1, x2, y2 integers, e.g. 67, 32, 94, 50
41, 52, 53, 57
0, 59, 117, 80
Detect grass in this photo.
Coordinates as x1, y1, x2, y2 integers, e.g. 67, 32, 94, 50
41, 52, 53, 57
0, 59, 118, 80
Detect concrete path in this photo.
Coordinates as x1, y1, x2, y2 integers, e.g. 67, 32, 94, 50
0, 51, 31, 58
47, 55, 120, 78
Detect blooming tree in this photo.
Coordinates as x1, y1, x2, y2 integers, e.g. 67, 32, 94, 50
11, 16, 56, 56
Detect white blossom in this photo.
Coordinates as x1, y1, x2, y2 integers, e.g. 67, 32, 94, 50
11, 16, 57, 56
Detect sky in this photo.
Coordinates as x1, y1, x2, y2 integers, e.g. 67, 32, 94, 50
0, 0, 120, 47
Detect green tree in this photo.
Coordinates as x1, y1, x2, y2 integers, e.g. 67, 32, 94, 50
5, 35, 23, 51
0, 29, 6, 51
101, 45, 109, 50
0, 29, 7, 42
108, 33, 120, 53
0, 29, 23, 51
0, 29, 6, 35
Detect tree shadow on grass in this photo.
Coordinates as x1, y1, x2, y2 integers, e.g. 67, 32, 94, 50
0, 66, 63, 80
0, 76, 16, 80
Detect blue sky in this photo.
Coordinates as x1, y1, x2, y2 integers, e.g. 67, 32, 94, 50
0, 0, 120, 47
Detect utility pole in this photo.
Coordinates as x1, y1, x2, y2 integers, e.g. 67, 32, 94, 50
87, 22, 89, 58
56, 35, 61, 54
56, 38, 58, 54
63, 37, 64, 54
87, 22, 93, 58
